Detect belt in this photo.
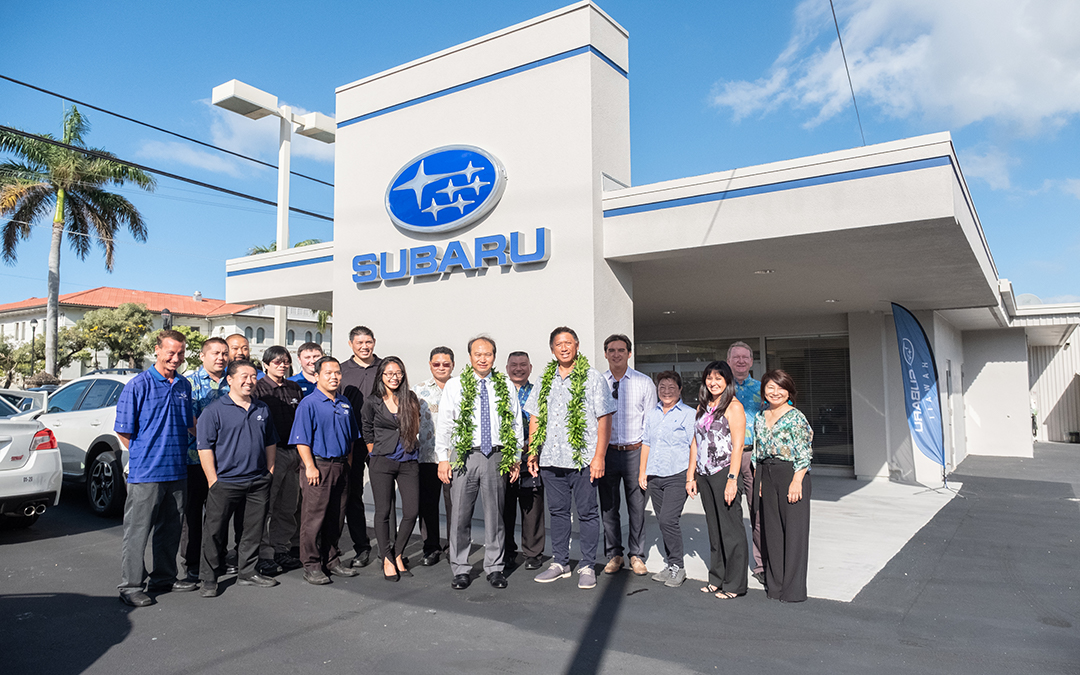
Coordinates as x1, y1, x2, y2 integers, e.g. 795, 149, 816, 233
314, 455, 348, 463
608, 442, 642, 451
470, 445, 504, 453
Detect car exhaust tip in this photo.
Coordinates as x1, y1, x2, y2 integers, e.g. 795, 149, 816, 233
34, 504, 46, 515
23, 504, 37, 517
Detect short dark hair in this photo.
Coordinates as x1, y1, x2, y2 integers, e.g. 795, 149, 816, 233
314, 356, 340, 375
296, 341, 323, 356
548, 326, 579, 348
467, 335, 496, 357
156, 329, 186, 347
202, 336, 228, 353
656, 370, 682, 390
604, 334, 632, 352
226, 359, 257, 378
262, 345, 291, 365
429, 346, 455, 362
507, 351, 529, 360
760, 369, 798, 404
349, 326, 374, 342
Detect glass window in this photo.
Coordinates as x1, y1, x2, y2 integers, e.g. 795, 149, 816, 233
305, 331, 313, 343
287, 330, 295, 345
244, 327, 253, 340
765, 336, 853, 467
315, 332, 323, 344
636, 338, 762, 406
45, 380, 93, 414
256, 327, 265, 344
78, 380, 123, 411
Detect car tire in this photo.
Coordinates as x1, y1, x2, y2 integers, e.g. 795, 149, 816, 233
0, 513, 40, 529
87, 450, 125, 517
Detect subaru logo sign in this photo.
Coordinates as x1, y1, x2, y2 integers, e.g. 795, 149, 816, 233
385, 145, 507, 234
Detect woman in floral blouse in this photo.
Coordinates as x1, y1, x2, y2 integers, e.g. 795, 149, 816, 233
753, 369, 812, 602
688, 360, 747, 599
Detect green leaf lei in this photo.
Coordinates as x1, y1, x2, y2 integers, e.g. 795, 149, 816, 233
450, 368, 520, 475
530, 354, 591, 469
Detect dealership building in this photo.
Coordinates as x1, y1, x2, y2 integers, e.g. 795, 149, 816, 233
224, 2, 1080, 485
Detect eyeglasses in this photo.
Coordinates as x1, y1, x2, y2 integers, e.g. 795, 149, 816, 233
270, 360, 291, 367
612, 380, 619, 400
383, 372, 403, 380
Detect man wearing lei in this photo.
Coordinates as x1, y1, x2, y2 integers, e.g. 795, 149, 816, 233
435, 336, 523, 591
525, 327, 617, 590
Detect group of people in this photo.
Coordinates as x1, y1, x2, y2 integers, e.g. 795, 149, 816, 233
115, 324, 813, 607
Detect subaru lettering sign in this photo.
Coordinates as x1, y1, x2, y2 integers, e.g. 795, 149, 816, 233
385, 145, 507, 234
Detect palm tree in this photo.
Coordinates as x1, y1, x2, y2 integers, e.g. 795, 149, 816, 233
0, 106, 155, 375
247, 238, 323, 255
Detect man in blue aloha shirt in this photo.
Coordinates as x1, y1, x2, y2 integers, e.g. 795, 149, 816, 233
726, 341, 764, 582
180, 336, 230, 581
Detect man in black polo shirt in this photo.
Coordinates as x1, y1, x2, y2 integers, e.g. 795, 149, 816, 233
196, 360, 279, 597
290, 356, 363, 585
339, 325, 380, 568
254, 346, 305, 576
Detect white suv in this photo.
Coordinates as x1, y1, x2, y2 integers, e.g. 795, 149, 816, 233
25, 371, 137, 516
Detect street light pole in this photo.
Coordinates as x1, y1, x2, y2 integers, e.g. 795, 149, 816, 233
211, 80, 335, 349
29, 318, 37, 376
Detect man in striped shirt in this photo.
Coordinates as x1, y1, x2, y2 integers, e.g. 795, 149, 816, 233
599, 334, 657, 576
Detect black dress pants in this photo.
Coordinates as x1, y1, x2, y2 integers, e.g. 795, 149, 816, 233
180, 464, 208, 573
418, 462, 452, 555
369, 455, 420, 562
503, 478, 545, 559
200, 473, 272, 581
756, 458, 811, 602
345, 449, 372, 556
697, 470, 748, 594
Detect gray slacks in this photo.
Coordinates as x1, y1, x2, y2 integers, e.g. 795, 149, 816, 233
119, 479, 186, 592
449, 450, 506, 576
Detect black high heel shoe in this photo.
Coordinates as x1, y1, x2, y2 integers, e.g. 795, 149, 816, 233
383, 561, 400, 582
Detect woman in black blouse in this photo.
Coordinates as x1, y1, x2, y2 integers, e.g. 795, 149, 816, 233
361, 356, 421, 581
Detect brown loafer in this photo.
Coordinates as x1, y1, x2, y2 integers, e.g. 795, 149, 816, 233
630, 556, 648, 576
603, 555, 623, 574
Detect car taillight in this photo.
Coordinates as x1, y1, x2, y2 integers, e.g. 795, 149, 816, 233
31, 428, 58, 451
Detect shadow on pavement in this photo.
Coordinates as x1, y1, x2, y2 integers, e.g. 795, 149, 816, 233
1, 592, 132, 675
0, 486, 120, 546
564, 569, 630, 675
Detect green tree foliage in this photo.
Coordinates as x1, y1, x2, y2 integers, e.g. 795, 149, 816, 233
77, 303, 155, 368
247, 238, 322, 256
0, 329, 88, 386
0, 106, 155, 375
141, 325, 206, 374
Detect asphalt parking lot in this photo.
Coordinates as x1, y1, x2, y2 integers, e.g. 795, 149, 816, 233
3, 443, 1078, 675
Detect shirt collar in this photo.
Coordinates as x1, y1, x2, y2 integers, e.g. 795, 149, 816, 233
655, 399, 689, 412
149, 366, 174, 382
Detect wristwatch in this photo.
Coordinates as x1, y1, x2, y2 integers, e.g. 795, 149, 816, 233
727, 473, 736, 480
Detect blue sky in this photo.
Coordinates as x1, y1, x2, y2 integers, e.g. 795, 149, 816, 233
2, 0, 1079, 305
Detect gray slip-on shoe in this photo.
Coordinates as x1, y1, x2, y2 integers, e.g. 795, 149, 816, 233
577, 567, 597, 589
652, 564, 671, 582
534, 563, 571, 583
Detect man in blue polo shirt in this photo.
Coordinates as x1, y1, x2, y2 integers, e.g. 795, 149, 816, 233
197, 360, 279, 597
115, 330, 197, 607
289, 341, 323, 398
290, 356, 362, 585
727, 341, 765, 583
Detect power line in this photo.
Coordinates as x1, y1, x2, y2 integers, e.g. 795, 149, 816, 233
829, 0, 866, 146
0, 73, 334, 188
0, 125, 333, 222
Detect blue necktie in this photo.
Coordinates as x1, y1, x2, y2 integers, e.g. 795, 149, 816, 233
479, 379, 493, 456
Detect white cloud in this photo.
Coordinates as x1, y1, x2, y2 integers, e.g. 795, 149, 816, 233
135, 140, 243, 176
1062, 178, 1080, 199
712, 0, 1080, 132
207, 101, 335, 164
962, 147, 1015, 190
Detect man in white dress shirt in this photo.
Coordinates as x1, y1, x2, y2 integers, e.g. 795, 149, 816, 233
436, 336, 523, 590
599, 334, 657, 576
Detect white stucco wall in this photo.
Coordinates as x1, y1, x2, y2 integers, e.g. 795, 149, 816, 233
963, 328, 1033, 457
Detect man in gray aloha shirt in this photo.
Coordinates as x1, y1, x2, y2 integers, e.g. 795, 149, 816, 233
525, 327, 616, 590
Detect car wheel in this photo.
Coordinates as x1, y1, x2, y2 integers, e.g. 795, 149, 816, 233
0, 513, 40, 529
87, 450, 125, 517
